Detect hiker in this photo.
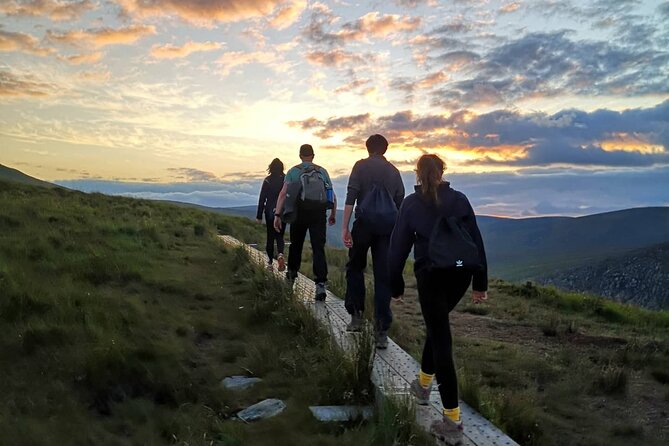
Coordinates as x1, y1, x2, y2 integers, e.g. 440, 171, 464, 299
387, 154, 488, 445
341, 134, 405, 349
256, 158, 286, 271
274, 144, 336, 301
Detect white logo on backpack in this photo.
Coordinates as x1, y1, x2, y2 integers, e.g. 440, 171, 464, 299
456, 260, 463, 267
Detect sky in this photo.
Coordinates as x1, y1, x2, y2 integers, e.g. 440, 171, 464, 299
1, 0, 668, 217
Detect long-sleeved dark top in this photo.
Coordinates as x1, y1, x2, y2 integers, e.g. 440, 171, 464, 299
388, 182, 488, 296
256, 173, 285, 219
345, 155, 405, 213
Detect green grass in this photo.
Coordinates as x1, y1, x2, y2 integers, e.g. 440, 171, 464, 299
0, 181, 399, 445
298, 243, 669, 446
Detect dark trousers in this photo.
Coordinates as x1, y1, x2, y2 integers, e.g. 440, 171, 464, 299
264, 213, 285, 263
345, 219, 392, 331
417, 269, 472, 409
287, 209, 328, 284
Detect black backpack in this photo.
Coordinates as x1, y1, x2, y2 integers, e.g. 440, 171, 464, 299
357, 183, 398, 235
427, 200, 483, 271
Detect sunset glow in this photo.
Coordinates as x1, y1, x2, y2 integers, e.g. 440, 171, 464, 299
1, 0, 668, 216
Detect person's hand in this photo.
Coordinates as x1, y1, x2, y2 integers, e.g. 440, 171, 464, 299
273, 215, 282, 232
328, 214, 336, 226
256, 218, 262, 224
342, 228, 353, 248
472, 290, 488, 304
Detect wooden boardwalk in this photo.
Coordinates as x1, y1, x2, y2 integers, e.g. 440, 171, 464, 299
220, 235, 519, 446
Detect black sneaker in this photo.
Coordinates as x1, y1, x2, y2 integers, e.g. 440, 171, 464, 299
315, 282, 326, 301
375, 330, 389, 349
286, 270, 297, 284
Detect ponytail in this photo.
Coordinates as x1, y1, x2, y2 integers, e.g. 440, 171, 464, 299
416, 154, 445, 206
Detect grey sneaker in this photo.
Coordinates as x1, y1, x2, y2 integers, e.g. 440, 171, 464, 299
409, 378, 431, 405
346, 311, 364, 332
315, 282, 326, 302
431, 417, 464, 446
375, 330, 388, 349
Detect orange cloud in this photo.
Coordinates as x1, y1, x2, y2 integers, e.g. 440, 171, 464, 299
0, 30, 54, 56
499, 2, 521, 14
115, 0, 287, 26
0, 0, 95, 21
216, 50, 277, 75
416, 71, 448, 89
47, 25, 156, 48
329, 12, 421, 42
150, 41, 222, 59
59, 51, 104, 65
306, 49, 365, 67
0, 71, 55, 97
269, 0, 306, 30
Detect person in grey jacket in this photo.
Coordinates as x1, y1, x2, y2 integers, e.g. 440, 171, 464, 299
341, 134, 404, 349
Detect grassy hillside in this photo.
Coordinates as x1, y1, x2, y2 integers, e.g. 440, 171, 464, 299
0, 164, 58, 188
0, 181, 420, 445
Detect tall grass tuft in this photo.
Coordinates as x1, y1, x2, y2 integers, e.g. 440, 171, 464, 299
369, 392, 433, 446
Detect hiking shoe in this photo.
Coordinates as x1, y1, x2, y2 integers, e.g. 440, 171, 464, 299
286, 270, 297, 284
277, 254, 285, 272
315, 282, 326, 302
430, 417, 464, 446
409, 379, 431, 405
346, 311, 364, 332
375, 330, 388, 349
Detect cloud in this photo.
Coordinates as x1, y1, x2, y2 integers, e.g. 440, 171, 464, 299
499, 2, 521, 14
167, 167, 219, 182
334, 78, 371, 94
47, 24, 156, 48
150, 41, 222, 59
0, 0, 95, 21
429, 31, 669, 108
0, 71, 55, 97
304, 10, 420, 44
57, 167, 669, 218
0, 30, 54, 56
216, 50, 278, 75
114, 0, 287, 26
269, 0, 306, 30
305, 49, 367, 67
59, 51, 103, 64
288, 113, 370, 139
288, 100, 669, 168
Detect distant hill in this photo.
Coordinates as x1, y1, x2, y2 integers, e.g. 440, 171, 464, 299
537, 243, 669, 310
478, 207, 669, 280
0, 164, 58, 188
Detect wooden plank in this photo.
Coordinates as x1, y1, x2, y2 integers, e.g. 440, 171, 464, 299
219, 235, 519, 446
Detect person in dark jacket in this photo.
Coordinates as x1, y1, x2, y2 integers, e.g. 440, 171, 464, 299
256, 158, 286, 271
388, 154, 488, 445
341, 134, 405, 349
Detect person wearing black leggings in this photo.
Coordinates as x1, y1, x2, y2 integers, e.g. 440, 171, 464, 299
388, 154, 488, 446
256, 158, 286, 271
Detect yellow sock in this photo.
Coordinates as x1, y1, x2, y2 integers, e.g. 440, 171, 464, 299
418, 370, 434, 389
443, 407, 461, 423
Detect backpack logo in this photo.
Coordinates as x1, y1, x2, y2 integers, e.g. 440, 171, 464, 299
456, 260, 463, 267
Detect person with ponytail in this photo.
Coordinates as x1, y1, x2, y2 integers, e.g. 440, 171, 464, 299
256, 158, 286, 271
388, 154, 488, 445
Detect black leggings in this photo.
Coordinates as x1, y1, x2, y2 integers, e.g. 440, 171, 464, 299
264, 214, 285, 262
417, 269, 472, 409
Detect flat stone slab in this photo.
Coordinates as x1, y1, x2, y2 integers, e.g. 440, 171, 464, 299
237, 398, 286, 422
222, 376, 262, 391
309, 405, 374, 422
